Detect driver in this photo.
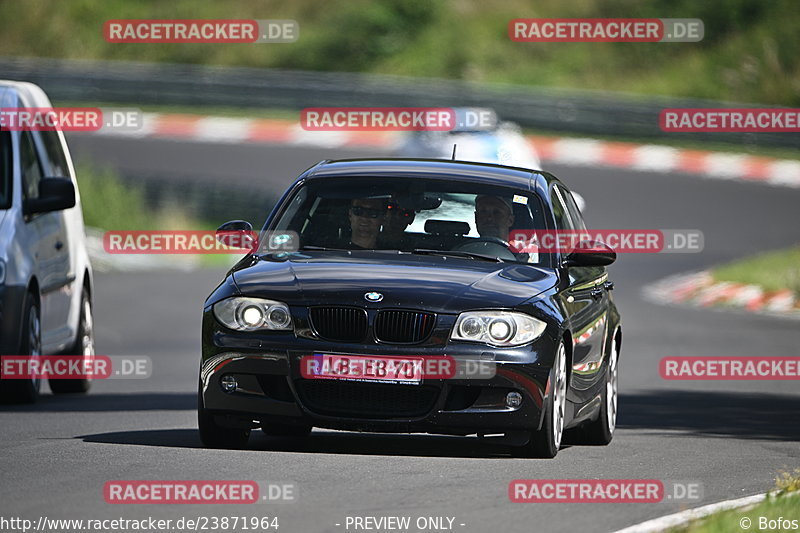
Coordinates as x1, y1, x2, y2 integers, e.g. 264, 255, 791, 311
474, 195, 514, 241
345, 197, 387, 249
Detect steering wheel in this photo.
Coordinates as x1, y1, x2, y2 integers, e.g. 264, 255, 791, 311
454, 237, 517, 261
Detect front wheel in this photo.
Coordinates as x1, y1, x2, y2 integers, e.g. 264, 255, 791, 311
1, 293, 42, 403
515, 340, 567, 458
50, 290, 94, 394
573, 337, 618, 445
197, 382, 250, 449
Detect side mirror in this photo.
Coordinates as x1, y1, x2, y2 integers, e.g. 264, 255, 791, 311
563, 240, 616, 267
24, 177, 75, 215
216, 220, 255, 249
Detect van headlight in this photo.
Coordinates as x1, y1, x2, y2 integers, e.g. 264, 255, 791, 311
213, 297, 293, 331
451, 311, 546, 347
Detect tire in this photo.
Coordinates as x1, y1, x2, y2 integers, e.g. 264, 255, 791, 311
574, 336, 618, 445
2, 293, 42, 403
50, 289, 93, 394
516, 340, 567, 458
197, 382, 250, 449
262, 423, 312, 437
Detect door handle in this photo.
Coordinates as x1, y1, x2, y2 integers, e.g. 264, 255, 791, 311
55, 241, 64, 250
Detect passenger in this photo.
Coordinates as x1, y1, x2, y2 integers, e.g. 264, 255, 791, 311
379, 201, 416, 249
345, 197, 387, 249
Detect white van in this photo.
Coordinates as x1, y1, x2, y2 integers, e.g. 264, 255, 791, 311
0, 80, 94, 402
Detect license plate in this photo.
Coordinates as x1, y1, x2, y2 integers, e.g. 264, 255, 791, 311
300, 354, 425, 385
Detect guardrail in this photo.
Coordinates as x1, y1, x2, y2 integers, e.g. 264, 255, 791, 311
1, 56, 793, 148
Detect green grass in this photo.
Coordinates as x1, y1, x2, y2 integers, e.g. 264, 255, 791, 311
2, 0, 800, 105
670, 470, 800, 533
75, 162, 157, 230
712, 247, 800, 295
75, 162, 247, 268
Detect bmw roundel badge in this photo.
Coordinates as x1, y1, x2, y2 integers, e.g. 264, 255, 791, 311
364, 292, 383, 302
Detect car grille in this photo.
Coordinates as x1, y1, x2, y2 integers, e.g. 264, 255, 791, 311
309, 307, 368, 342
295, 379, 439, 418
374, 310, 435, 343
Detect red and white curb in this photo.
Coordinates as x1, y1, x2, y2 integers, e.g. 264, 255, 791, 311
92, 112, 800, 189
643, 270, 800, 318
613, 491, 792, 533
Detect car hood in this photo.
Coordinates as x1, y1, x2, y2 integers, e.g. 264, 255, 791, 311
231, 252, 556, 312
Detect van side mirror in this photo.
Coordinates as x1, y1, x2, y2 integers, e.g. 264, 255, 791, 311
24, 177, 75, 215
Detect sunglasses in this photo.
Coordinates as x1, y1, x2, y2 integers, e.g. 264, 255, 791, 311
350, 206, 386, 219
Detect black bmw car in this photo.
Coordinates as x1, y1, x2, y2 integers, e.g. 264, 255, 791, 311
199, 159, 621, 458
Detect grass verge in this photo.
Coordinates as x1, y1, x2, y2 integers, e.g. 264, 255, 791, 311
711, 247, 800, 295
2, 0, 800, 105
670, 470, 800, 533
75, 162, 241, 269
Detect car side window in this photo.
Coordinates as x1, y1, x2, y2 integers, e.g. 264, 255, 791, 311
558, 186, 586, 231
39, 130, 70, 178
0, 130, 11, 209
550, 186, 574, 230
20, 130, 44, 201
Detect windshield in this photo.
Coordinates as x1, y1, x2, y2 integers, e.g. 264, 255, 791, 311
265, 175, 551, 265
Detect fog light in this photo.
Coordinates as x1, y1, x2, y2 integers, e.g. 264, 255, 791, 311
220, 374, 238, 393
506, 391, 523, 408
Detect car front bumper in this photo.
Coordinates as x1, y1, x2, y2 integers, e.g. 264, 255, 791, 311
200, 306, 558, 435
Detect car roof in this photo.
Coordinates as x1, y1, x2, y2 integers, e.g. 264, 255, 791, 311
0, 80, 53, 108
303, 158, 558, 192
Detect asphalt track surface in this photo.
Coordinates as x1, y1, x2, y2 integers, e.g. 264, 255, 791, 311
1, 134, 798, 533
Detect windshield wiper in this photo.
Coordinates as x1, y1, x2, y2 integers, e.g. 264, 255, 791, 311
410, 248, 506, 263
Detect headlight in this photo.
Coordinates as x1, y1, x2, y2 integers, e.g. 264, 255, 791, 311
213, 297, 293, 331
451, 311, 546, 347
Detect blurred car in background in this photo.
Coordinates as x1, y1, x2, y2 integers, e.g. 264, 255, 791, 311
0, 80, 94, 403
397, 108, 541, 170
396, 108, 586, 213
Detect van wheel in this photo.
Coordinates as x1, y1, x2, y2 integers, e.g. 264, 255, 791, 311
2, 293, 42, 403
50, 290, 93, 394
